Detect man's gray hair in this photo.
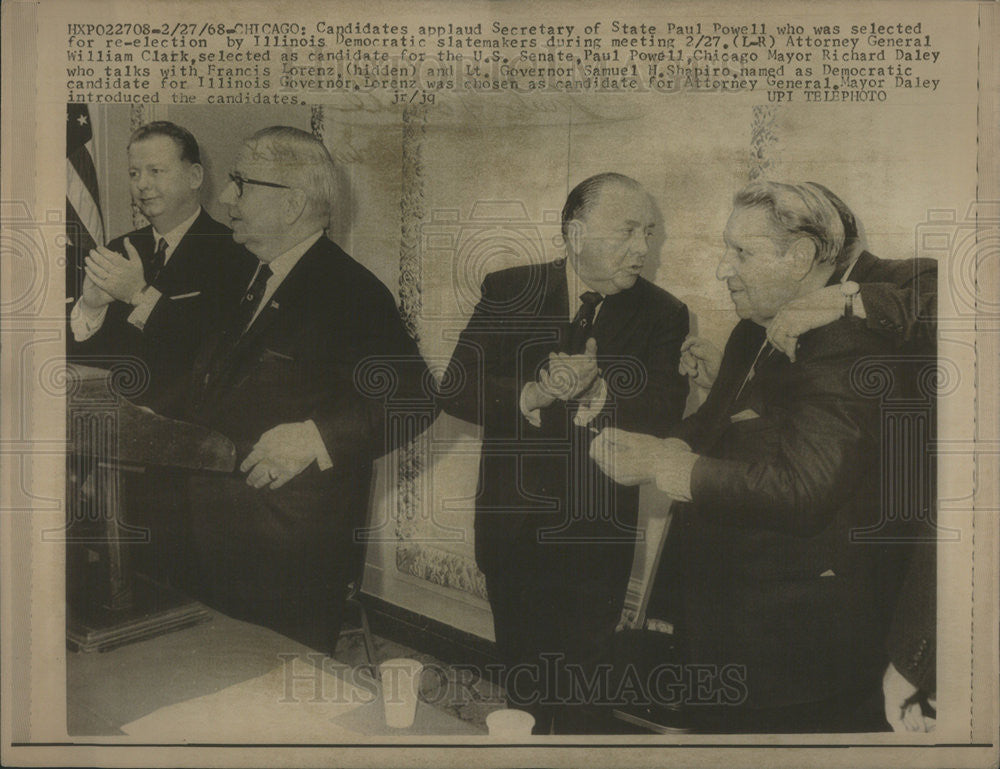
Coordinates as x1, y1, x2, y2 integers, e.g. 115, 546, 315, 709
247, 126, 336, 228
733, 180, 848, 269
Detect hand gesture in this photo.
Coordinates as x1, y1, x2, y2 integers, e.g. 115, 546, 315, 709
768, 285, 849, 362
80, 273, 113, 310
590, 427, 691, 487
85, 237, 147, 303
538, 338, 600, 401
240, 422, 320, 490
882, 662, 934, 733
678, 336, 722, 390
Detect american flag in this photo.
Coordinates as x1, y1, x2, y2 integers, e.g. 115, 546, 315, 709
66, 104, 105, 300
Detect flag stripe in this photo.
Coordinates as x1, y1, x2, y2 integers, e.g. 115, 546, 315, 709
65, 199, 95, 298
65, 200, 96, 251
68, 144, 102, 205
66, 104, 105, 300
67, 159, 104, 246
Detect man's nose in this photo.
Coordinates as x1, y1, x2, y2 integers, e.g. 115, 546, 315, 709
716, 252, 736, 281
134, 172, 151, 190
629, 230, 648, 258
219, 180, 237, 206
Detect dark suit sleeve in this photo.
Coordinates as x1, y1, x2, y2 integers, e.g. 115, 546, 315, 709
310, 277, 431, 463
602, 299, 689, 437
689, 325, 884, 537
670, 410, 708, 451
886, 541, 936, 694
437, 272, 532, 432
859, 258, 937, 350
67, 301, 135, 359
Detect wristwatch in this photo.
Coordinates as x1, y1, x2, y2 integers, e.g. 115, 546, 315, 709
841, 280, 860, 318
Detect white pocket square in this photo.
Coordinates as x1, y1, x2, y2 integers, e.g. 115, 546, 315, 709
730, 408, 761, 423
169, 291, 201, 300
820, 569, 836, 577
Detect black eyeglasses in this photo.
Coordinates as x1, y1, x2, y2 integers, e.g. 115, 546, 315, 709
228, 172, 292, 197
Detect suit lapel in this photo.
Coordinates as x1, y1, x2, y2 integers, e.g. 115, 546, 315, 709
828, 250, 877, 286
539, 260, 569, 316
230, 241, 320, 356
540, 261, 571, 350
844, 250, 878, 282
699, 321, 768, 451
592, 284, 642, 354
155, 208, 212, 286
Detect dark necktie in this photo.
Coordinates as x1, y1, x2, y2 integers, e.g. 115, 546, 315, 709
146, 237, 168, 286
233, 262, 273, 335
201, 263, 272, 391
568, 291, 603, 354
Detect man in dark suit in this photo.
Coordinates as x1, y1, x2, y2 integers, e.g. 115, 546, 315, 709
183, 126, 425, 654
594, 181, 919, 732
68, 121, 253, 584
439, 173, 689, 733
677, 184, 939, 732
70, 121, 250, 417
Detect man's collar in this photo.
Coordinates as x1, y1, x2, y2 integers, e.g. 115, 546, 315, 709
827, 248, 870, 285
264, 230, 324, 281
841, 250, 876, 282
151, 207, 201, 252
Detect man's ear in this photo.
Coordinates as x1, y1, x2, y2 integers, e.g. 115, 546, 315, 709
786, 236, 817, 281
565, 219, 586, 256
187, 162, 204, 191
282, 188, 308, 225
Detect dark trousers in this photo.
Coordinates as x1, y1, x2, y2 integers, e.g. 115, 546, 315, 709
188, 472, 352, 654
485, 564, 625, 734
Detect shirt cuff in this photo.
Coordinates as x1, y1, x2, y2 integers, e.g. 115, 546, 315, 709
653, 450, 699, 501
519, 383, 542, 428
69, 298, 108, 342
127, 286, 162, 331
573, 376, 607, 428
305, 419, 333, 471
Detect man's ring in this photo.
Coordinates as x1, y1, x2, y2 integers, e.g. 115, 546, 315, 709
267, 469, 277, 481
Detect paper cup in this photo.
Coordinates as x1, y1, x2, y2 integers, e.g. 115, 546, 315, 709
379, 658, 424, 729
486, 708, 535, 737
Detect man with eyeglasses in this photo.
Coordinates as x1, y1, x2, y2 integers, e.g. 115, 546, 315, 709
183, 125, 426, 654
68, 120, 251, 416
